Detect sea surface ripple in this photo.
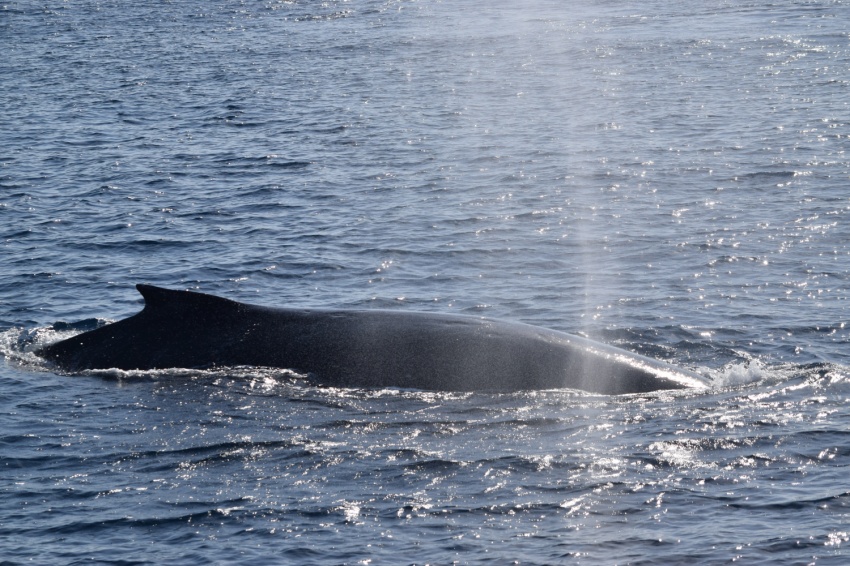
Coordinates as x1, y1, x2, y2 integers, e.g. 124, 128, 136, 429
2, 0, 850, 563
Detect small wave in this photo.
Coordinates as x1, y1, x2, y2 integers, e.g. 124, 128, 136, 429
77, 366, 312, 393
706, 359, 847, 390
0, 324, 109, 371
710, 359, 769, 388
731, 170, 810, 181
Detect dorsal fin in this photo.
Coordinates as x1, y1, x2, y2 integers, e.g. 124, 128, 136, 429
136, 284, 242, 313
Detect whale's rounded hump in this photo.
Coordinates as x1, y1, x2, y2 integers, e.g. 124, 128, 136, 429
135, 284, 242, 315
37, 284, 708, 393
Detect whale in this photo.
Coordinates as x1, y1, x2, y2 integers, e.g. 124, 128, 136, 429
35, 284, 709, 394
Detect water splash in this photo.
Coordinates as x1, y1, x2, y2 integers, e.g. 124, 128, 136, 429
710, 359, 770, 388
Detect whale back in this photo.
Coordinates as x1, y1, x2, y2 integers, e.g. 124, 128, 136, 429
36, 285, 709, 393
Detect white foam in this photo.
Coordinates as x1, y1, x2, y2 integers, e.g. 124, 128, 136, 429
0, 326, 83, 370
710, 359, 769, 388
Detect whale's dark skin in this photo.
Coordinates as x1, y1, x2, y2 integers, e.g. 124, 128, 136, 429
36, 284, 709, 395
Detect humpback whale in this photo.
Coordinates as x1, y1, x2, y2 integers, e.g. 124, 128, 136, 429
36, 284, 708, 394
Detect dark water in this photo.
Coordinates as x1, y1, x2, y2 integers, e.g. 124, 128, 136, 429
3, 0, 850, 563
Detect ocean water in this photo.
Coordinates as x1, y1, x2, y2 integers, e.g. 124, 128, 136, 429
2, 0, 850, 563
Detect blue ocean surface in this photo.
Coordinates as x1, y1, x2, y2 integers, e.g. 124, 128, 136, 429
2, 0, 850, 563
